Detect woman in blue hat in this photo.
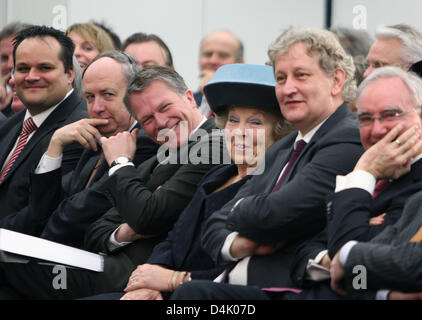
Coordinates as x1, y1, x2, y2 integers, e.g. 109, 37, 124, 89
89, 64, 293, 300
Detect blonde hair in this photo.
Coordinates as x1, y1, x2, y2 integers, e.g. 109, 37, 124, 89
214, 105, 294, 141
66, 23, 115, 53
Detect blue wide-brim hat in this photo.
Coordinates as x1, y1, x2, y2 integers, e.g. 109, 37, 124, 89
410, 60, 422, 78
203, 63, 281, 116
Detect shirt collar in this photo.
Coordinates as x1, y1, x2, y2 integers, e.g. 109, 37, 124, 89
25, 88, 74, 128
294, 117, 328, 148
190, 116, 207, 137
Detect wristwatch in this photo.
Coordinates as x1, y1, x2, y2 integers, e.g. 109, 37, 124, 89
110, 156, 131, 168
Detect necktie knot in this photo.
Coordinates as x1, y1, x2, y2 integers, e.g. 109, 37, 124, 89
294, 139, 307, 154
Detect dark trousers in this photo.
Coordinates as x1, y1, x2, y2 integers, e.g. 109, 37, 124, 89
170, 280, 271, 300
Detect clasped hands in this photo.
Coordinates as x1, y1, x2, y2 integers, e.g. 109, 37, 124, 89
120, 264, 191, 300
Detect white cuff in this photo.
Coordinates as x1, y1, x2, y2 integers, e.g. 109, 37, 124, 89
339, 240, 358, 266
335, 170, 376, 194
35, 153, 62, 174
376, 290, 390, 300
108, 162, 134, 176
221, 232, 239, 262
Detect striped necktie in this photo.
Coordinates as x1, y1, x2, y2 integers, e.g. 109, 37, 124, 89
0, 117, 37, 183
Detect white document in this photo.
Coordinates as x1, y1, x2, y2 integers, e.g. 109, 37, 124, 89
0, 228, 104, 272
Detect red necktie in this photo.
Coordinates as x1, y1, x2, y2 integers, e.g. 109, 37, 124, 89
272, 140, 307, 192
0, 117, 37, 183
372, 179, 389, 198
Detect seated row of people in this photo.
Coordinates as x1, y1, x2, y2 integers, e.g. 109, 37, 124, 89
0, 23, 421, 300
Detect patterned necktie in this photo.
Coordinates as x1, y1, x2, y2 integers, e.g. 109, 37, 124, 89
272, 140, 307, 192
0, 117, 37, 183
372, 179, 390, 198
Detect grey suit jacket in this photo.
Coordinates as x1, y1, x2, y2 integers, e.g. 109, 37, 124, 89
345, 190, 422, 293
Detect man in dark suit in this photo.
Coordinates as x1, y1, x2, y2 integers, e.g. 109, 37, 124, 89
28, 51, 159, 249
0, 65, 225, 299
288, 66, 422, 300
0, 25, 88, 235
194, 30, 244, 116
171, 27, 365, 300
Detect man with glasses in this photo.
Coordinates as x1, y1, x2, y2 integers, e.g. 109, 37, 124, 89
287, 66, 422, 300
363, 23, 422, 79
171, 66, 422, 300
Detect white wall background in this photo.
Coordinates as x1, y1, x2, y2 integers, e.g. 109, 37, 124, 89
1, 0, 422, 90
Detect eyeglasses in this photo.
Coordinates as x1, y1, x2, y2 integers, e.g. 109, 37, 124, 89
357, 108, 412, 126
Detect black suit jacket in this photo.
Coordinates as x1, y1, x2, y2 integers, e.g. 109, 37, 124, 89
343, 190, 422, 296
291, 159, 422, 288
201, 104, 364, 288
0, 91, 88, 235
27, 124, 159, 248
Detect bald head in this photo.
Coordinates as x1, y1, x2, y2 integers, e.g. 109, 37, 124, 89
83, 56, 134, 137
199, 30, 244, 72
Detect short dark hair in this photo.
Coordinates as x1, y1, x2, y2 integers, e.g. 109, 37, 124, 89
122, 32, 173, 67
13, 25, 75, 73
91, 20, 122, 49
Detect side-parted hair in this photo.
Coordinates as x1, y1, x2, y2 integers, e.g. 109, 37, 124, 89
13, 25, 75, 73
375, 23, 422, 67
268, 27, 357, 102
122, 32, 174, 68
356, 66, 422, 113
123, 66, 187, 116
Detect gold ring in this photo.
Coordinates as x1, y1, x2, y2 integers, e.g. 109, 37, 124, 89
395, 139, 401, 146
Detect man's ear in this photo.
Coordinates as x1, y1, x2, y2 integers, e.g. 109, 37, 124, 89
184, 89, 197, 108
331, 68, 346, 97
67, 67, 75, 86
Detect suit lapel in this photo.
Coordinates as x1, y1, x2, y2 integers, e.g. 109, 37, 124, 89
74, 149, 103, 190
273, 104, 353, 186
0, 113, 24, 167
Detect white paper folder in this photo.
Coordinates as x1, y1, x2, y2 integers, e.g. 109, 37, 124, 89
0, 228, 104, 272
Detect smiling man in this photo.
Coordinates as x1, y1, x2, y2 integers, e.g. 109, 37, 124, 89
170, 27, 365, 300
0, 25, 88, 234
0, 65, 225, 299
26, 50, 159, 249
